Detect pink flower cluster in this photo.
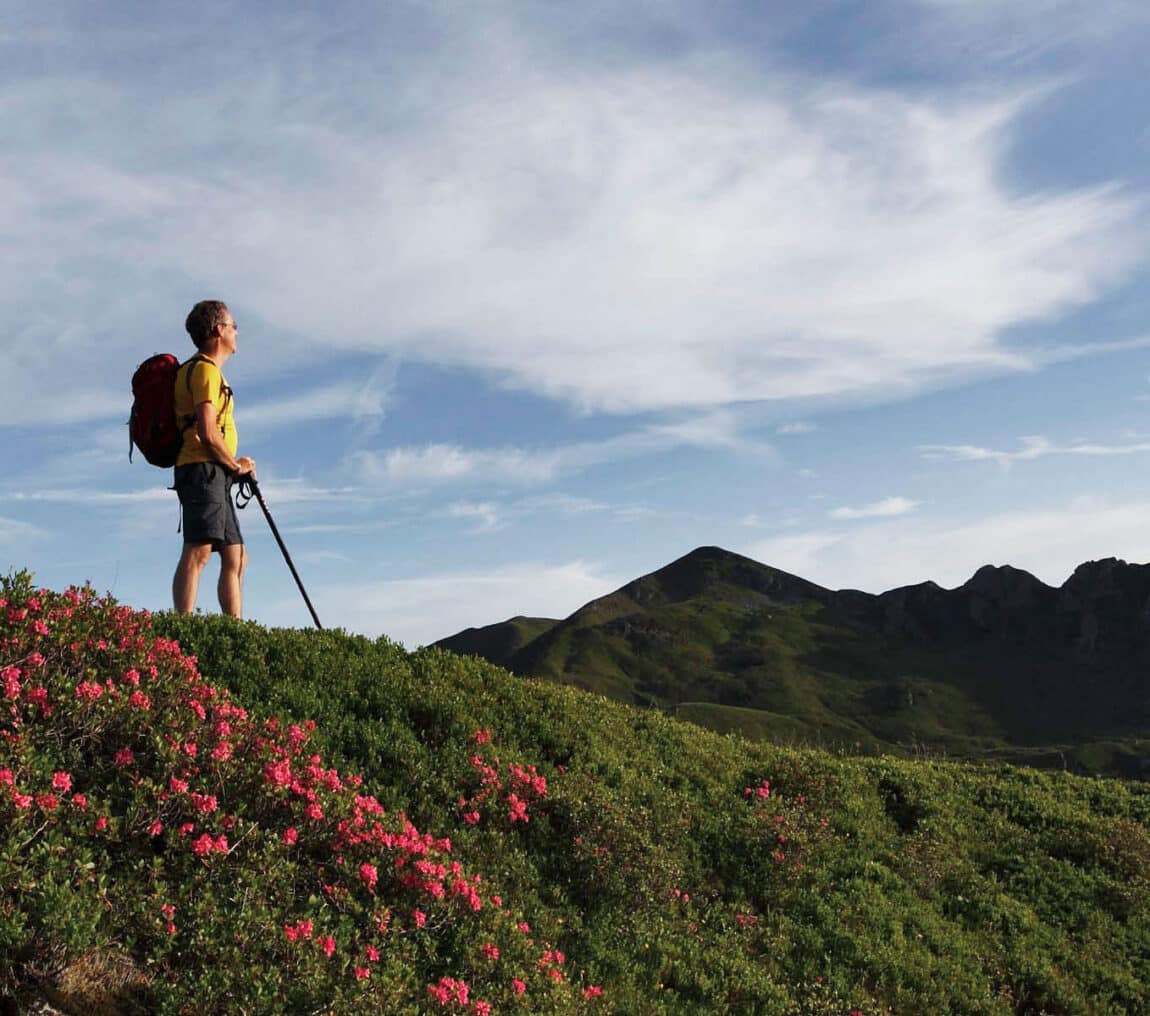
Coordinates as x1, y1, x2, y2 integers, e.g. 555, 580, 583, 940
283, 918, 315, 942
1, 582, 602, 1010
192, 832, 228, 857
427, 976, 490, 1012
741, 774, 832, 876
537, 948, 566, 983
0, 765, 89, 815
458, 732, 551, 827
2, 664, 20, 700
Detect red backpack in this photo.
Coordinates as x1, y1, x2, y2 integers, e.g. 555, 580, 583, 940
128, 353, 206, 467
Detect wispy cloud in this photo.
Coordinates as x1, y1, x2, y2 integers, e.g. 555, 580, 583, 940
228, 77, 1141, 415
523, 493, 611, 516
1, 6, 1143, 423
0, 516, 47, 543
777, 422, 817, 435
296, 550, 353, 565
242, 376, 392, 432
746, 496, 1150, 593
350, 445, 561, 485
262, 559, 625, 647
239, 478, 364, 506
738, 512, 804, 529
349, 412, 769, 489
437, 491, 649, 534
0, 481, 358, 508
0, 489, 169, 504
920, 436, 1150, 466
829, 496, 920, 520
443, 501, 503, 533
907, 0, 1150, 66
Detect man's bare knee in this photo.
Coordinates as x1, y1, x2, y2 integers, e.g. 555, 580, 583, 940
173, 543, 214, 614
179, 543, 213, 572
220, 545, 246, 575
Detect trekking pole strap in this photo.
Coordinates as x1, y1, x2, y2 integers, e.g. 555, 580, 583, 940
234, 474, 256, 512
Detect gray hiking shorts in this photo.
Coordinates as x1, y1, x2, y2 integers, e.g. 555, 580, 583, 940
174, 462, 243, 550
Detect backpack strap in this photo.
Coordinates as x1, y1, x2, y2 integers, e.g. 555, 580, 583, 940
180, 353, 232, 439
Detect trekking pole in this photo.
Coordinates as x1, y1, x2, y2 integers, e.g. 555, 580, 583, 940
234, 475, 323, 630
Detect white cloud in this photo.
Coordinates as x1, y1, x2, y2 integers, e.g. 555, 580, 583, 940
0, 488, 169, 504
0, 516, 46, 543
920, 435, 1150, 466
909, 0, 1150, 65
444, 501, 503, 533
350, 445, 562, 485
225, 79, 1141, 415
777, 422, 817, 435
1, 14, 1143, 423
643, 412, 754, 450
237, 477, 363, 507
242, 377, 391, 431
295, 550, 353, 565
0, 480, 357, 509
523, 493, 610, 516
264, 560, 624, 648
746, 496, 1150, 593
348, 412, 770, 489
437, 491, 650, 533
829, 496, 920, 520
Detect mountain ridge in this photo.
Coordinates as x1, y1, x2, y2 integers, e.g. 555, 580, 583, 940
434, 546, 1150, 778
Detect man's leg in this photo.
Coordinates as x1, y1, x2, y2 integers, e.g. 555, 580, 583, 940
173, 543, 213, 613
218, 543, 247, 617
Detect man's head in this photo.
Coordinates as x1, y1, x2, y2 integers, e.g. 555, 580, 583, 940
185, 300, 235, 350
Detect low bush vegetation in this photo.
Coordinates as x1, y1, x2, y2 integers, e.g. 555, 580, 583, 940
3, 573, 1148, 1014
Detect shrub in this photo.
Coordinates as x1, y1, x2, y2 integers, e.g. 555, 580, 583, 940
0, 574, 600, 1014
5, 575, 1149, 1015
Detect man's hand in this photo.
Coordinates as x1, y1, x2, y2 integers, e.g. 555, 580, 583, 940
235, 456, 256, 477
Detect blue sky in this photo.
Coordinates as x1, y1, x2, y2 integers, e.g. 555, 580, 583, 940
3, 0, 1150, 646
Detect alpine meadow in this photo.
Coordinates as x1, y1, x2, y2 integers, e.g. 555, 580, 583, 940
2, 570, 1148, 1014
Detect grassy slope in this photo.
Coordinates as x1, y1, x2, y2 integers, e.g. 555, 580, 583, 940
147, 612, 1150, 1016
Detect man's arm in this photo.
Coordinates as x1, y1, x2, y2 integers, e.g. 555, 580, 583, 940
193, 402, 255, 476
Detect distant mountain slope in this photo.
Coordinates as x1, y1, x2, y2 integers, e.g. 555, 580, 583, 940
434, 615, 559, 670
435, 546, 1150, 778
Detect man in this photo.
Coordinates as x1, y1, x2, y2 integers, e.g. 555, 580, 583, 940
171, 300, 256, 616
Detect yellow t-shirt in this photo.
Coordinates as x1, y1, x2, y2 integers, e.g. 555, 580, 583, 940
174, 356, 238, 466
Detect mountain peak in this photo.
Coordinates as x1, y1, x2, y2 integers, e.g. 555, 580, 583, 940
619, 545, 833, 608
961, 564, 1049, 595
1060, 557, 1150, 604
1066, 557, 1127, 583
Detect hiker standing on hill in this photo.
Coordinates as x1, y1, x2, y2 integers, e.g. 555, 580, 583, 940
171, 300, 256, 617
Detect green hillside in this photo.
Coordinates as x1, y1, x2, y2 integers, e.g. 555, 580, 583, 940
436, 617, 560, 671
435, 547, 1150, 780
3, 572, 1150, 1014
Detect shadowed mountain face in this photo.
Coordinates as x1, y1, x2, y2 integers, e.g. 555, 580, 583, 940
434, 547, 1150, 779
